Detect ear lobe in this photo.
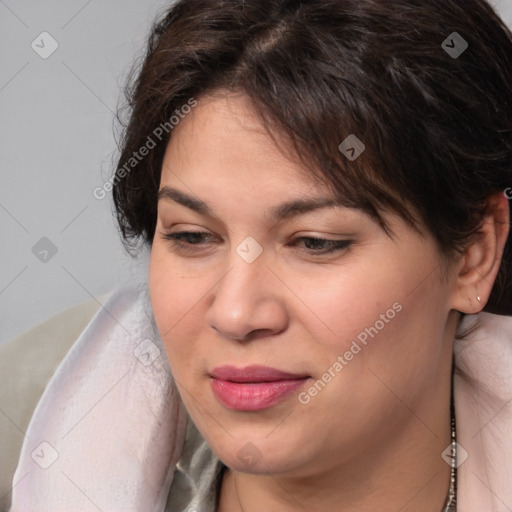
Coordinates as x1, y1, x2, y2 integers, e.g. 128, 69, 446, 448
450, 193, 510, 314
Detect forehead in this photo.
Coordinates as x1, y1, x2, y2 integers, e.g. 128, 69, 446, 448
160, 92, 325, 192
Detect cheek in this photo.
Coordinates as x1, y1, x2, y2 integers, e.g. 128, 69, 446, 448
286, 262, 405, 353
148, 248, 206, 378
315, 279, 445, 413
293, 254, 446, 399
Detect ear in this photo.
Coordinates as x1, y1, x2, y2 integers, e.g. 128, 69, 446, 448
450, 192, 510, 314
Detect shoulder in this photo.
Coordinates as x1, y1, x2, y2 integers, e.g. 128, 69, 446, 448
0, 296, 106, 511
454, 312, 512, 510
7, 281, 188, 512
455, 312, 512, 396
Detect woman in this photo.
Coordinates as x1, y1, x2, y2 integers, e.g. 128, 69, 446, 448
8, 0, 512, 510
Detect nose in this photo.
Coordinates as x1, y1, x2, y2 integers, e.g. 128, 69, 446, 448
205, 252, 289, 342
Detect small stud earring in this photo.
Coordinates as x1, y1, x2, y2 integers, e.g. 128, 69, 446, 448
477, 296, 481, 303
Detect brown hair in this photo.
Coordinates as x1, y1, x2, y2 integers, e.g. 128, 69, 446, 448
112, 0, 512, 316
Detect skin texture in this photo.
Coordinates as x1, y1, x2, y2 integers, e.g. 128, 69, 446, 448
148, 92, 509, 511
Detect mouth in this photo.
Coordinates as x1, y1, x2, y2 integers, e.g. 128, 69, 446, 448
209, 365, 311, 411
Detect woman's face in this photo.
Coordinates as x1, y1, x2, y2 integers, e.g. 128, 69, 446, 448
149, 93, 458, 477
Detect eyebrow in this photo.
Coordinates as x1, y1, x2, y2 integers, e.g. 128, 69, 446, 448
157, 186, 349, 222
158, 186, 213, 216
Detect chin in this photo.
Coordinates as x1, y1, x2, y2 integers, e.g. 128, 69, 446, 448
207, 430, 303, 474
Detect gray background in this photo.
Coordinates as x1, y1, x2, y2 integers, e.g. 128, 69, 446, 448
0, 0, 171, 345
1, 0, 512, 346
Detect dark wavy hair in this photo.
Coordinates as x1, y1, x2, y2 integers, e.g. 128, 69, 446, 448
112, 0, 512, 317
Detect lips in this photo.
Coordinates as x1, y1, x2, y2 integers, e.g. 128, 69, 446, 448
210, 365, 309, 383
209, 365, 310, 411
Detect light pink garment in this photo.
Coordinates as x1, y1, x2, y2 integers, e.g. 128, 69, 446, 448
9, 283, 512, 511
455, 312, 512, 510
10, 284, 189, 512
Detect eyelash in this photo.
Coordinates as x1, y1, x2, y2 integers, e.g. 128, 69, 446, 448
160, 231, 352, 256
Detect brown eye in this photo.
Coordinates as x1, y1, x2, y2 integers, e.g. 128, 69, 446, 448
292, 237, 353, 254
163, 231, 214, 244
160, 231, 218, 255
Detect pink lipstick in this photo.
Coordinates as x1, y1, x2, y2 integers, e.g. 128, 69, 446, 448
210, 365, 310, 411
